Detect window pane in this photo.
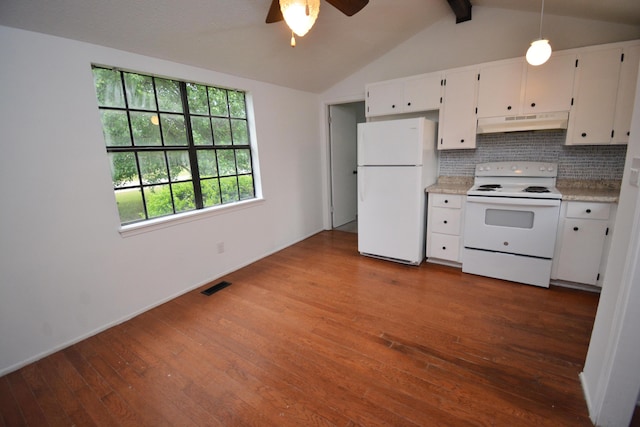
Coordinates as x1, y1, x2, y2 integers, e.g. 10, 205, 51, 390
172, 182, 196, 213
138, 152, 168, 184
191, 117, 213, 145
231, 119, 248, 145
197, 150, 218, 178
212, 118, 232, 145
160, 113, 188, 146
187, 83, 208, 115
235, 149, 252, 174
144, 185, 173, 218
131, 111, 162, 146
167, 151, 192, 182
155, 78, 183, 113
109, 152, 139, 188
228, 91, 246, 119
124, 72, 156, 110
209, 87, 228, 117
217, 150, 236, 176
220, 176, 239, 204
115, 188, 145, 224
100, 110, 131, 146
201, 178, 221, 207
238, 175, 254, 200
93, 68, 125, 108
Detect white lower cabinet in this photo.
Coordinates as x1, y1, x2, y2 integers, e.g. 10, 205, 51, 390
426, 194, 464, 263
552, 201, 615, 286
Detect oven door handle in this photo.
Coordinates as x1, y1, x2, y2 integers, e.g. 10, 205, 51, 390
466, 196, 561, 207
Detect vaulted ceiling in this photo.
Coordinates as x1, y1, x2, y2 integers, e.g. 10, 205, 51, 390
1, 0, 639, 93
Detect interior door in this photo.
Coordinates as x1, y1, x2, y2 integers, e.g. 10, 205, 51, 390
329, 102, 364, 228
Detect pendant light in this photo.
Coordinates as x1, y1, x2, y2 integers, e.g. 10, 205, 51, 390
280, 0, 320, 47
526, 0, 552, 66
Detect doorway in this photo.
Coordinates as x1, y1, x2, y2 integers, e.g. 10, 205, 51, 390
329, 101, 366, 232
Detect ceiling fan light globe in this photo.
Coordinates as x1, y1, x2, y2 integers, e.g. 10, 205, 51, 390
526, 39, 552, 66
280, 0, 320, 37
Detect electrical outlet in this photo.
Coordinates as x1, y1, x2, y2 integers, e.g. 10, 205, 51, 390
217, 242, 225, 254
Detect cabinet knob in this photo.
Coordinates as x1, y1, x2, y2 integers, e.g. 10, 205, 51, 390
581, 132, 587, 137
407, 102, 411, 106
507, 105, 512, 110
573, 226, 579, 231
586, 209, 591, 213
443, 220, 448, 224
531, 102, 536, 107
391, 104, 396, 109
628, 131, 631, 136
442, 246, 447, 250
444, 199, 449, 204
460, 139, 465, 143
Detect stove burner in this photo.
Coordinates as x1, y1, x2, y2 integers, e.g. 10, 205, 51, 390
479, 184, 502, 189
523, 186, 551, 193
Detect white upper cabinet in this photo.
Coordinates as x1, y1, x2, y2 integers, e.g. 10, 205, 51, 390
476, 59, 524, 118
365, 80, 403, 117
438, 68, 478, 150
612, 44, 640, 144
566, 47, 622, 145
522, 52, 576, 114
365, 72, 441, 117
476, 53, 575, 119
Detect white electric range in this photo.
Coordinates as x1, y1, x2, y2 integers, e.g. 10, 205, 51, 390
463, 161, 563, 287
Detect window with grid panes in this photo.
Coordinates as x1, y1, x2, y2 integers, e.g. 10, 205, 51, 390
92, 67, 256, 225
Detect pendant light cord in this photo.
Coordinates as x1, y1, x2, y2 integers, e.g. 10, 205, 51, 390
538, 0, 545, 39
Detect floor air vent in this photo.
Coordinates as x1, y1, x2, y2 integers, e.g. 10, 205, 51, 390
201, 281, 232, 296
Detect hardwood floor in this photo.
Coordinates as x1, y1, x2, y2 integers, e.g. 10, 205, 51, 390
0, 230, 602, 426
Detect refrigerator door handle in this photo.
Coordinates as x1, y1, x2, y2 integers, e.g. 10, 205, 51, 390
358, 167, 365, 202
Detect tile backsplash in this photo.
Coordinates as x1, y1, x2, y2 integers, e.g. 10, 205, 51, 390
438, 130, 627, 180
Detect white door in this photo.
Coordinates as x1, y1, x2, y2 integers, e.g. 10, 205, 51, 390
357, 166, 424, 264
329, 102, 363, 228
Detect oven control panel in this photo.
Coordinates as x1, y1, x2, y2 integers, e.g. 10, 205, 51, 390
475, 161, 557, 178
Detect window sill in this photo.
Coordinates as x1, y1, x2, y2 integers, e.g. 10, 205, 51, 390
118, 198, 265, 238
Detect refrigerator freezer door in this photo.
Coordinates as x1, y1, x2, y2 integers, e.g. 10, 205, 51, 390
357, 166, 425, 264
358, 118, 425, 166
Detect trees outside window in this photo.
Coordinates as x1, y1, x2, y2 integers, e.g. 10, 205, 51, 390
92, 67, 256, 225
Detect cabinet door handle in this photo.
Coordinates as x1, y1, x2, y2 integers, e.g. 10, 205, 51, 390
442, 246, 447, 250
581, 132, 587, 137
586, 209, 592, 214
443, 220, 448, 224
460, 139, 465, 143
444, 199, 449, 204
407, 102, 411, 106
531, 102, 536, 107
573, 226, 579, 231
507, 105, 512, 110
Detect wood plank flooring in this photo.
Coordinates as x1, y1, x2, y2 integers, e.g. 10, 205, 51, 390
0, 230, 602, 426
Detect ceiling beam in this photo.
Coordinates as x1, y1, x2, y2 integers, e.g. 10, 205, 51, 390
447, 0, 472, 23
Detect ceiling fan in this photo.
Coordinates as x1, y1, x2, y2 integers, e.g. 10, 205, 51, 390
266, 0, 369, 45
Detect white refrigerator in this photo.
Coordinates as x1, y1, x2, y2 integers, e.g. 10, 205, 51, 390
357, 117, 438, 265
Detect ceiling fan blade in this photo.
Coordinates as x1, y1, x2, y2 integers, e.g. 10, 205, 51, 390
266, 0, 284, 23
325, 0, 369, 16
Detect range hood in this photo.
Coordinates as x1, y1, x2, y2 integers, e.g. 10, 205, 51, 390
476, 111, 569, 134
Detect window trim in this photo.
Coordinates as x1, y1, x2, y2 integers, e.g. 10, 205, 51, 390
118, 197, 265, 237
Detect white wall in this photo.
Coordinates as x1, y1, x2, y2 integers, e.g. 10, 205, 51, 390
0, 26, 324, 374
580, 58, 640, 426
322, 6, 640, 102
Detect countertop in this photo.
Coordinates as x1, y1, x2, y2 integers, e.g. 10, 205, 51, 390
426, 176, 621, 203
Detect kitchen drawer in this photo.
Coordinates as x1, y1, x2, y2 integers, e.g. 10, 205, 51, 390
431, 194, 463, 209
430, 233, 460, 262
431, 207, 462, 235
566, 202, 611, 220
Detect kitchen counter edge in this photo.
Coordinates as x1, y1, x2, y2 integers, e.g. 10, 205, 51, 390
426, 177, 621, 203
